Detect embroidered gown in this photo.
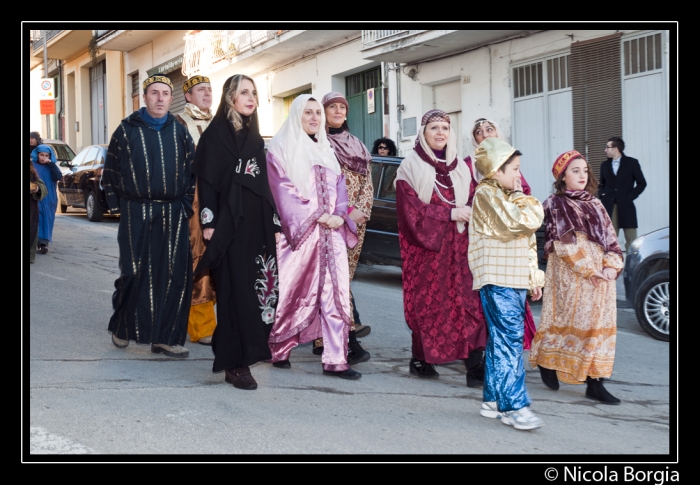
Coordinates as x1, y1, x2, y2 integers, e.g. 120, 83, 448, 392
396, 158, 486, 364
267, 154, 359, 371
529, 192, 623, 384
195, 111, 279, 373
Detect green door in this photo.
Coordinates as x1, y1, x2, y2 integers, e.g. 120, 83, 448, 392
346, 67, 382, 150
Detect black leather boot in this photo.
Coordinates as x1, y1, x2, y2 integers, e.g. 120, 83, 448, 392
465, 350, 484, 388
538, 365, 560, 390
348, 330, 370, 365
586, 376, 621, 404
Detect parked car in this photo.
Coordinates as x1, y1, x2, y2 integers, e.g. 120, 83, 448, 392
56, 144, 111, 222
623, 226, 670, 341
360, 155, 402, 266
42, 138, 77, 165
359, 155, 547, 269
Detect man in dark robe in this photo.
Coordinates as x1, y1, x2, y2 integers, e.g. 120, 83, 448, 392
103, 74, 197, 358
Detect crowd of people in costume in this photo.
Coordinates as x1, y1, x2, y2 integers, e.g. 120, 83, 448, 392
30, 72, 631, 432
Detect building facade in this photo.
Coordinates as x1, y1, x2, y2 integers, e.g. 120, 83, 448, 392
27, 27, 672, 244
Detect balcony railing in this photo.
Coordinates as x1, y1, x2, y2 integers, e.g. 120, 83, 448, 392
361, 30, 408, 46
183, 30, 286, 77
30, 30, 63, 51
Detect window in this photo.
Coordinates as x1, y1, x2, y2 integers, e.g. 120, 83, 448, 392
71, 149, 88, 167
547, 55, 570, 91
513, 62, 543, 98
370, 161, 382, 197
80, 147, 100, 167
131, 72, 140, 113
623, 33, 663, 75
51, 144, 76, 161
378, 165, 398, 201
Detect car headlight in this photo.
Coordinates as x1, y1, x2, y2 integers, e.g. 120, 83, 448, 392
628, 235, 645, 254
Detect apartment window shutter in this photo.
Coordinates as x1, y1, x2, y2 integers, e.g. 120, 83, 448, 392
570, 32, 622, 179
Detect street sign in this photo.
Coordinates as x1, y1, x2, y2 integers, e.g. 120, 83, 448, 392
40, 99, 56, 115
40, 78, 55, 99
367, 88, 375, 114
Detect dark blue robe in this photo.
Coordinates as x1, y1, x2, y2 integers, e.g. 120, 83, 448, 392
103, 111, 196, 345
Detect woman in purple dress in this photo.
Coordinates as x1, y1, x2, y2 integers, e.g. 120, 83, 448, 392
266, 94, 362, 380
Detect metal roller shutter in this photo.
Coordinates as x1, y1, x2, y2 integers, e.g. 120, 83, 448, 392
167, 68, 187, 116
570, 32, 622, 179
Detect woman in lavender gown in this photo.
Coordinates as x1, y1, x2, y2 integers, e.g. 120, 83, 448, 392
266, 94, 362, 380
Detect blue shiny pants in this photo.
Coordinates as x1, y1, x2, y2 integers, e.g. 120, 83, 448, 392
480, 285, 531, 413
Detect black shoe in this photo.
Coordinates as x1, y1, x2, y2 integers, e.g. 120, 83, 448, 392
464, 350, 484, 371
586, 376, 621, 404
355, 324, 371, 338
38, 244, 48, 254
409, 357, 439, 379
225, 367, 258, 390
323, 368, 362, 380
272, 359, 291, 369
538, 365, 560, 390
466, 364, 484, 388
312, 339, 324, 355
348, 330, 370, 365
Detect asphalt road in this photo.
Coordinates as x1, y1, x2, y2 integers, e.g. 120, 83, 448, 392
25, 209, 675, 463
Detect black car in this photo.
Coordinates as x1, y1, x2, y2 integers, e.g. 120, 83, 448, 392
57, 144, 112, 222
623, 227, 670, 341
360, 155, 402, 266
360, 155, 547, 269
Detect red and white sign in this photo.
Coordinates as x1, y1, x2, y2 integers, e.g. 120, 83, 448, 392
40, 78, 55, 99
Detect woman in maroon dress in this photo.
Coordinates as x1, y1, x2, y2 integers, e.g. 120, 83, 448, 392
395, 109, 487, 386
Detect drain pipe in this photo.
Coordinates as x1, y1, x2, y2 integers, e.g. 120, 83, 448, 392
395, 62, 410, 154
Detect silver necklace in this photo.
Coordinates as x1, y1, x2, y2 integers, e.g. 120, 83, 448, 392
433, 184, 456, 205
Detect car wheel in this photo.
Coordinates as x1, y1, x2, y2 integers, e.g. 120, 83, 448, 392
635, 270, 670, 342
85, 190, 103, 222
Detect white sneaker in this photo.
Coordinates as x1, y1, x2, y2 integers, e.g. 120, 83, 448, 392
480, 401, 501, 419
500, 406, 543, 430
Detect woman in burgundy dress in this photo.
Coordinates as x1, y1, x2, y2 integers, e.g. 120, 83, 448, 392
394, 109, 487, 386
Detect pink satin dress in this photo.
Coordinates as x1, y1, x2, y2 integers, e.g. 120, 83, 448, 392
266, 153, 359, 371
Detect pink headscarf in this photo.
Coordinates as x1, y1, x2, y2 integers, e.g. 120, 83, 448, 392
321, 91, 372, 176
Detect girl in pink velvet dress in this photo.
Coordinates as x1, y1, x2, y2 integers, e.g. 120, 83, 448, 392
266, 94, 362, 380
394, 109, 487, 385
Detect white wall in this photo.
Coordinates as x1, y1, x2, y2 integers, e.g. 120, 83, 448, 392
123, 30, 188, 116
28, 67, 45, 135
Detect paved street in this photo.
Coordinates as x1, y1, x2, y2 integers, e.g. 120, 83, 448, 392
25, 210, 674, 459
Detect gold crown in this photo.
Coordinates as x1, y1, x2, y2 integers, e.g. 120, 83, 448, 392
143, 75, 173, 93
183, 75, 211, 94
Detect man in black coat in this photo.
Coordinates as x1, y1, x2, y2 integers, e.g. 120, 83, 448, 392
598, 136, 647, 253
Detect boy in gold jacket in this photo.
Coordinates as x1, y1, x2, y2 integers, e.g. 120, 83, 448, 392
468, 137, 545, 431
